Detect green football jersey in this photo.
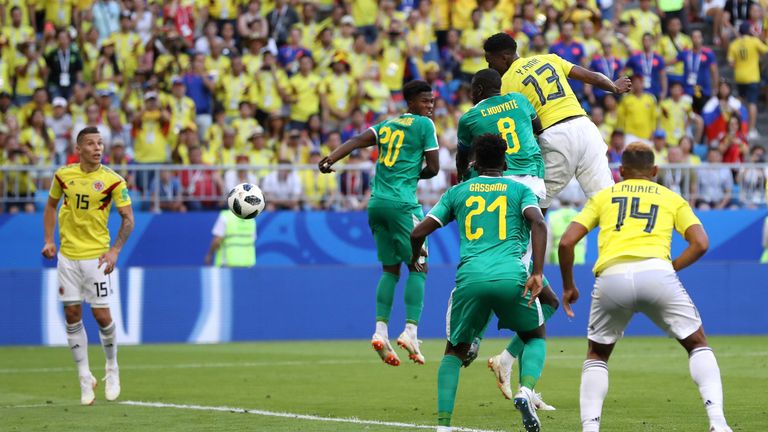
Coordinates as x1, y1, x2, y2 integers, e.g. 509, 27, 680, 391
457, 93, 544, 179
370, 113, 439, 204
428, 176, 539, 286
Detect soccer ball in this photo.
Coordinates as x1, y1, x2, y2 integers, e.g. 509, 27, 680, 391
227, 183, 265, 219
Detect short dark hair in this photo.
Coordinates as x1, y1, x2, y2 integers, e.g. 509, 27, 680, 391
402, 80, 433, 102
473, 133, 507, 170
472, 69, 502, 92
483, 33, 517, 55
76, 126, 101, 144
621, 142, 655, 170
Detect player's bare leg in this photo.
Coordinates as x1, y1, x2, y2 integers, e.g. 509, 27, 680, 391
372, 265, 401, 366
678, 327, 731, 432
64, 304, 96, 405
396, 263, 427, 365
93, 307, 120, 401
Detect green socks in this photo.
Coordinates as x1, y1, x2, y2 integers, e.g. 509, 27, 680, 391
404, 272, 426, 324
375, 272, 400, 322
520, 338, 547, 390
437, 355, 462, 426
505, 303, 556, 357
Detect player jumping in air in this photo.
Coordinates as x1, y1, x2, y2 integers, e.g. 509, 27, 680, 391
455, 69, 556, 410
411, 133, 549, 432
483, 32, 631, 210
318, 80, 440, 366
559, 143, 732, 432
41, 126, 134, 405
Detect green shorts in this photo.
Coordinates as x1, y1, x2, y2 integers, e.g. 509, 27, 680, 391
367, 198, 426, 266
446, 278, 544, 346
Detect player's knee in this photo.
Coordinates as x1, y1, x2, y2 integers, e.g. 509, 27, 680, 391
444, 341, 471, 362
91, 308, 113, 327
382, 265, 401, 278
587, 339, 614, 362
679, 327, 708, 354
63, 304, 82, 323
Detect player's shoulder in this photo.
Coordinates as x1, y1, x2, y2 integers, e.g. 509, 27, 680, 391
54, 163, 80, 178
99, 165, 127, 184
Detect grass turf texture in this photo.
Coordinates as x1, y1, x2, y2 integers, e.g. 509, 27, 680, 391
1, 337, 766, 431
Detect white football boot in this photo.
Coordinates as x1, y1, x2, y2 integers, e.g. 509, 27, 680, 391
532, 391, 556, 411
514, 386, 541, 432
79, 374, 97, 405
396, 331, 425, 365
487, 353, 514, 400
104, 365, 121, 401
371, 333, 400, 366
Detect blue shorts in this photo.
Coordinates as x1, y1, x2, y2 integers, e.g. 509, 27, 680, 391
737, 83, 760, 104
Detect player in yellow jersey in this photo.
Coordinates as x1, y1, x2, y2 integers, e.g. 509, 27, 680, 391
558, 143, 732, 432
484, 33, 632, 210
41, 127, 134, 406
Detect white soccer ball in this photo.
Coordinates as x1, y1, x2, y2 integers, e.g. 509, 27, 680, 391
227, 183, 265, 219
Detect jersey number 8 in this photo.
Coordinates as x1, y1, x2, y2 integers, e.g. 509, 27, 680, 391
379, 127, 405, 167
465, 195, 507, 241
496, 117, 521, 154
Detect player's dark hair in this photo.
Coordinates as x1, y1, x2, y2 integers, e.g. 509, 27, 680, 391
76, 126, 101, 144
472, 69, 502, 93
483, 33, 517, 55
402, 80, 433, 103
473, 133, 507, 171
621, 142, 655, 171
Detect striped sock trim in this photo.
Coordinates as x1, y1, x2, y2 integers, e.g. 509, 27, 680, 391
583, 360, 608, 372
66, 321, 83, 334
100, 322, 116, 336
689, 347, 713, 358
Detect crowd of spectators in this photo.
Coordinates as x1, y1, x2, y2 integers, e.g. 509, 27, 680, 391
0, 0, 766, 213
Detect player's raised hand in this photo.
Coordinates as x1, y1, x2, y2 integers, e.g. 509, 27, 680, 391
318, 156, 335, 173
523, 273, 543, 306
99, 250, 119, 275
614, 76, 632, 94
41, 242, 57, 259
562, 285, 580, 318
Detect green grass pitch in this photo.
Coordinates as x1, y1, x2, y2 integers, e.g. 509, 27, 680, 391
1, 336, 766, 431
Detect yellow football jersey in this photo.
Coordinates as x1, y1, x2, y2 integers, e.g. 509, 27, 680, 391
727, 36, 768, 84
573, 179, 701, 275
49, 164, 132, 260
501, 54, 586, 130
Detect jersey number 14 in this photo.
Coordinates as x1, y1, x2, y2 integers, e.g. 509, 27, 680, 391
611, 196, 659, 233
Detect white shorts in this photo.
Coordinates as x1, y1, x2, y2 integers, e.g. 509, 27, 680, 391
57, 253, 112, 307
587, 259, 702, 344
538, 116, 614, 208
504, 174, 547, 201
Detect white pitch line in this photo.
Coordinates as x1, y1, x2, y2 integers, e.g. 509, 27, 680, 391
0, 403, 65, 409
120, 400, 501, 432
0, 359, 376, 374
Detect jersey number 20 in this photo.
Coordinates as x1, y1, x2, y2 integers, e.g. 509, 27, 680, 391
522, 64, 566, 106
379, 126, 405, 167
465, 195, 507, 240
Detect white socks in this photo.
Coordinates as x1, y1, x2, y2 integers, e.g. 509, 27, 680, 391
580, 360, 609, 432
99, 322, 118, 369
375, 321, 388, 339
66, 321, 91, 377
405, 322, 418, 340
689, 347, 728, 429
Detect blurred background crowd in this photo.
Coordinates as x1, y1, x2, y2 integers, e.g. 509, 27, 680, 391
0, 0, 767, 214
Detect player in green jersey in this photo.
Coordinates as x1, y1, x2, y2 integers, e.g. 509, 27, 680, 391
319, 80, 440, 366
411, 133, 548, 432
456, 70, 558, 410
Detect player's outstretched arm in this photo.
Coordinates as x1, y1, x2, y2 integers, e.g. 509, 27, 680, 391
568, 65, 632, 94
41, 196, 60, 259
99, 204, 135, 275
672, 224, 709, 272
456, 147, 470, 181
318, 129, 376, 173
409, 217, 440, 272
523, 206, 547, 305
420, 148, 440, 179
558, 222, 589, 318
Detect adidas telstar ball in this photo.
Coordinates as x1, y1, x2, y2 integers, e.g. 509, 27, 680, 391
227, 183, 265, 219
